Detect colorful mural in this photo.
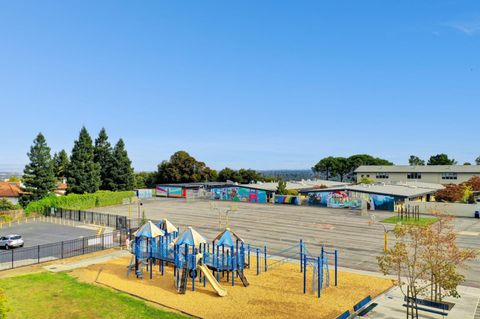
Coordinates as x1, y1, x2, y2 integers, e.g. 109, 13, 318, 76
136, 189, 154, 199
274, 195, 300, 205
367, 194, 395, 211
156, 186, 184, 198
307, 191, 362, 209
210, 187, 267, 204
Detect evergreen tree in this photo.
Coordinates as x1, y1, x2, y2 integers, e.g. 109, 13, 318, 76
94, 128, 114, 190
110, 139, 135, 191
66, 127, 101, 194
53, 149, 70, 179
20, 133, 56, 205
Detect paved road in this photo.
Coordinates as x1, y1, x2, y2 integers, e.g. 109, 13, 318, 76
94, 198, 480, 287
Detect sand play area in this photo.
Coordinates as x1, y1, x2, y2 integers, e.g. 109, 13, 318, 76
71, 255, 392, 319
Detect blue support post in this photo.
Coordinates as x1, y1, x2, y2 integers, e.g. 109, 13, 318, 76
256, 248, 259, 275
150, 257, 153, 279
203, 249, 206, 287
216, 245, 220, 281
231, 249, 234, 286
303, 254, 307, 294
334, 250, 338, 287
317, 256, 321, 298
300, 239, 303, 273
192, 253, 196, 291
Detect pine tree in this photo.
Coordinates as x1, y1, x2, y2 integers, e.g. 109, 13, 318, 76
94, 128, 114, 190
53, 149, 70, 179
110, 139, 135, 191
20, 133, 56, 205
66, 127, 101, 194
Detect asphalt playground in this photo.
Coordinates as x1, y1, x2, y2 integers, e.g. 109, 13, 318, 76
93, 197, 480, 288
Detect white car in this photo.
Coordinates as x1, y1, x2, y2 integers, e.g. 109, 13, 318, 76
0, 234, 24, 249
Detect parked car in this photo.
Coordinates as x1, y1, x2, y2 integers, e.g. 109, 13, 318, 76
0, 234, 24, 249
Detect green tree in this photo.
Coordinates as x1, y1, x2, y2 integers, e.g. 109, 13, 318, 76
408, 155, 425, 166
7, 176, 20, 183
53, 149, 70, 179
134, 172, 157, 189
359, 176, 375, 184
156, 151, 216, 183
94, 128, 114, 190
66, 127, 101, 194
276, 179, 288, 195
463, 162, 471, 165
20, 133, 57, 205
312, 156, 339, 180
476, 156, 480, 165
427, 154, 457, 165
110, 139, 135, 191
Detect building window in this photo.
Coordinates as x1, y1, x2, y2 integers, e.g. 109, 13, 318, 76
407, 172, 422, 179
442, 172, 457, 180
376, 172, 389, 179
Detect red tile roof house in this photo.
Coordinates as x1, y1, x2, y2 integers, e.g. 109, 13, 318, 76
0, 181, 24, 205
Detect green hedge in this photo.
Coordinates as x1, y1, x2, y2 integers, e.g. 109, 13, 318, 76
25, 191, 135, 215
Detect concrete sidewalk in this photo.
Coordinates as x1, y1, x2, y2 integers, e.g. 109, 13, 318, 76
43, 249, 130, 272
367, 285, 480, 319
337, 266, 480, 319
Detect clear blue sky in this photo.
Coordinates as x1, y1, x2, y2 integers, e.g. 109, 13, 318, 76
1, 1, 479, 172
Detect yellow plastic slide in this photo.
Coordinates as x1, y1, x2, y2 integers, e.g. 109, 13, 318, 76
198, 264, 227, 297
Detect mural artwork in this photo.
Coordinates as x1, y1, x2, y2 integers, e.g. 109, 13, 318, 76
210, 187, 267, 204
307, 191, 362, 209
156, 186, 184, 198
274, 195, 300, 205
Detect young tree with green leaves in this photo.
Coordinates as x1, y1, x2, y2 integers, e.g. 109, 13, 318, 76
53, 149, 70, 179
408, 155, 425, 166
66, 127, 101, 194
20, 133, 57, 205
110, 139, 135, 191
276, 179, 288, 195
94, 128, 114, 190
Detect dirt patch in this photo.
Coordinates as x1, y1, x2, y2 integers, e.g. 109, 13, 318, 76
71, 255, 392, 319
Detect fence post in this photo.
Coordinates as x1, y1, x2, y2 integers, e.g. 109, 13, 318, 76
256, 248, 259, 275
102, 233, 105, 250
82, 237, 86, 254
37, 245, 40, 263
264, 246, 267, 272
61, 241, 64, 259
11, 249, 14, 269
303, 254, 306, 294
317, 256, 321, 298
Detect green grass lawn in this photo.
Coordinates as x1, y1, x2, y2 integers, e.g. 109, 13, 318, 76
0, 272, 188, 319
382, 215, 439, 226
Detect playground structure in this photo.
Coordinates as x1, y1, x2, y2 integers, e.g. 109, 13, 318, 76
128, 220, 249, 297
127, 218, 339, 300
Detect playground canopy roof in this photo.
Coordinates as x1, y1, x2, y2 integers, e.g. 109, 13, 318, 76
214, 228, 244, 247
134, 221, 165, 238
156, 218, 178, 234
174, 226, 207, 247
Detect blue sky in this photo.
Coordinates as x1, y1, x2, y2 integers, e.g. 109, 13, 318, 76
1, 1, 479, 172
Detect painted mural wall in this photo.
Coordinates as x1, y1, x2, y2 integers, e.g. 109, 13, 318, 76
307, 191, 362, 209
156, 186, 184, 198
274, 195, 300, 205
307, 191, 397, 211
136, 189, 154, 199
210, 187, 267, 204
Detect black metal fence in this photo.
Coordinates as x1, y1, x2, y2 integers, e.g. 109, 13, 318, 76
0, 230, 126, 271
45, 207, 129, 230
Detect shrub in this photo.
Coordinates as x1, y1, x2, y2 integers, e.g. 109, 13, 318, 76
359, 176, 374, 184
464, 176, 480, 192
25, 191, 134, 214
435, 184, 464, 203
0, 198, 21, 211
286, 189, 299, 196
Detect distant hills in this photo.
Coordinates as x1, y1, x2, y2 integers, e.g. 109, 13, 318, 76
258, 169, 315, 181
0, 171, 21, 180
